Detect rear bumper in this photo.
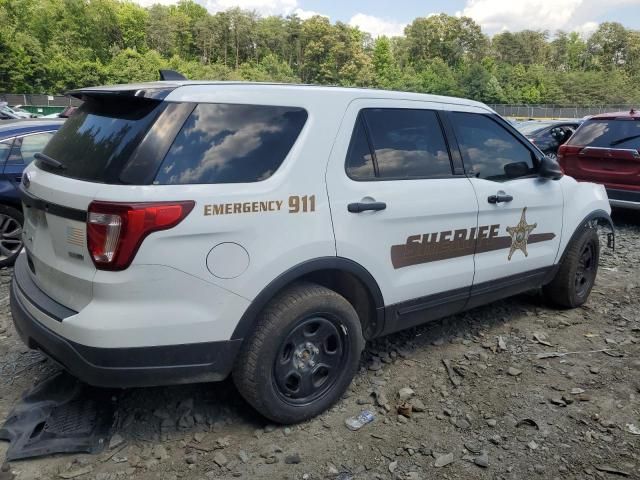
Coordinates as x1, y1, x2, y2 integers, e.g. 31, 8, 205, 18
607, 188, 640, 210
10, 255, 242, 388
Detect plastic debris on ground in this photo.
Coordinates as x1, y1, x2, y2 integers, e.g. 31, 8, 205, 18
0, 371, 115, 460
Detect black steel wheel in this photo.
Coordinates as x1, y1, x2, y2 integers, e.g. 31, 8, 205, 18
273, 315, 348, 405
233, 282, 364, 424
543, 225, 599, 308
575, 241, 597, 298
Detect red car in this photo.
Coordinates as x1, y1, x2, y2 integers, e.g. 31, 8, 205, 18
558, 109, 640, 210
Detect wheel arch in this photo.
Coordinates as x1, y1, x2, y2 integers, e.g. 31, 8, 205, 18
557, 209, 614, 264
231, 257, 385, 342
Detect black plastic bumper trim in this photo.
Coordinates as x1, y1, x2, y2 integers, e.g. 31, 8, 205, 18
13, 254, 77, 322
606, 188, 640, 203
10, 265, 242, 388
20, 187, 87, 222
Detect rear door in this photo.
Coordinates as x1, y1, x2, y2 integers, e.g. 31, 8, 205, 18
562, 118, 640, 192
326, 100, 478, 334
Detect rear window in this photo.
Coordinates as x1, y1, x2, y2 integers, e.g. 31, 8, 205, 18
40, 97, 163, 182
517, 122, 554, 136
569, 119, 640, 149
154, 104, 307, 185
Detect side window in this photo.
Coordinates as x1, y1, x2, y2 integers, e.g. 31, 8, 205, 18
450, 112, 536, 182
0, 138, 14, 165
9, 132, 55, 165
345, 116, 376, 180
154, 104, 308, 185
346, 108, 453, 180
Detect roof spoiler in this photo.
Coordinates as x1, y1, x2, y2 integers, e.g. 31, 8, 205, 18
159, 70, 187, 81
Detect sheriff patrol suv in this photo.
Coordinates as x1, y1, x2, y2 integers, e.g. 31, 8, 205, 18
10, 80, 614, 424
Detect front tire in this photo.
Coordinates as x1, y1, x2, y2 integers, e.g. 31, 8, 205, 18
0, 205, 23, 268
233, 282, 364, 424
543, 225, 599, 308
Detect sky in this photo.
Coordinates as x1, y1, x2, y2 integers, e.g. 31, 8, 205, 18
136, 0, 640, 37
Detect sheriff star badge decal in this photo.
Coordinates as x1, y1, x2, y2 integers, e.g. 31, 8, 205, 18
506, 207, 537, 261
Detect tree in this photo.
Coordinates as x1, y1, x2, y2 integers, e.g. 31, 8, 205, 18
587, 22, 628, 69
405, 14, 488, 67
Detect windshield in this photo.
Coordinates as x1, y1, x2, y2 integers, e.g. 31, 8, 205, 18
568, 119, 640, 149
40, 96, 164, 183
517, 122, 555, 136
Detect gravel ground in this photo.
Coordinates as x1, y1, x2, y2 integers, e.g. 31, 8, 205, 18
0, 210, 638, 480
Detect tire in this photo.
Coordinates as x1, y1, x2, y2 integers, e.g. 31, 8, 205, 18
543, 225, 599, 308
0, 205, 23, 268
233, 282, 364, 424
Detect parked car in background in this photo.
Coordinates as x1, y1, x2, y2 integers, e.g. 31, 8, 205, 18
41, 106, 78, 119
517, 120, 580, 159
558, 109, 640, 210
0, 103, 35, 120
0, 119, 64, 266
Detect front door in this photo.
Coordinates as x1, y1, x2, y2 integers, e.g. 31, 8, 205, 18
326, 100, 479, 335
447, 112, 563, 302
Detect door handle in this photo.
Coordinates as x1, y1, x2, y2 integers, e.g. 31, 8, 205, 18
347, 202, 386, 213
488, 194, 513, 204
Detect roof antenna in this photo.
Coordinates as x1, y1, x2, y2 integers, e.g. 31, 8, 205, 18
159, 70, 187, 81
630, 108, 636, 115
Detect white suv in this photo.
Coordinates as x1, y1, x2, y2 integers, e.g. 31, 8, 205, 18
10, 80, 614, 424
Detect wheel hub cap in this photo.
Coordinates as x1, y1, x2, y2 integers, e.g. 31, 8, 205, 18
273, 316, 347, 404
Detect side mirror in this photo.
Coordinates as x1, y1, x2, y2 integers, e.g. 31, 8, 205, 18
539, 155, 563, 180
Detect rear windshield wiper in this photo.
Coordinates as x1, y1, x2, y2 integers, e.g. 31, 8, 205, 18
609, 133, 640, 147
34, 152, 66, 170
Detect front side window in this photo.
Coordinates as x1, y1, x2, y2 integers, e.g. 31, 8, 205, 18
346, 108, 453, 180
451, 112, 536, 182
154, 104, 308, 185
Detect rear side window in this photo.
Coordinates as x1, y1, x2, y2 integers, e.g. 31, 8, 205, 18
346, 108, 453, 180
0, 139, 13, 164
40, 97, 164, 182
154, 104, 307, 185
450, 112, 536, 182
8, 132, 55, 165
569, 119, 640, 148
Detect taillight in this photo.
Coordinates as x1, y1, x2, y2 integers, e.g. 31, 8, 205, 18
87, 201, 194, 271
557, 144, 568, 159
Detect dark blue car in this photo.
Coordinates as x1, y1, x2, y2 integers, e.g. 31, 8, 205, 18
0, 119, 64, 267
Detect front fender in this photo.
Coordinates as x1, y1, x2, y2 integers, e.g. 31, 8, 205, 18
556, 177, 614, 264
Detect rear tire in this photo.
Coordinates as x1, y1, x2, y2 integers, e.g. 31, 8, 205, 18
0, 205, 23, 268
233, 282, 364, 424
543, 225, 599, 308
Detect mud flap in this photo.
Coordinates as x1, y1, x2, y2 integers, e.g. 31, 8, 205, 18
0, 371, 115, 460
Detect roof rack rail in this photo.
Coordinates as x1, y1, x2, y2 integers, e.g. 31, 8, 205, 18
159, 70, 187, 81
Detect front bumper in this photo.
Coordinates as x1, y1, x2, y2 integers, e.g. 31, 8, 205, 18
10, 255, 242, 388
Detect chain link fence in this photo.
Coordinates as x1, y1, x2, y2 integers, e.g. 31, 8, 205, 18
489, 104, 637, 119
2, 95, 636, 120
